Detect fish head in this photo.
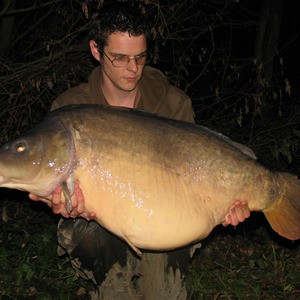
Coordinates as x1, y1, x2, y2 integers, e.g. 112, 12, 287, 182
0, 117, 74, 197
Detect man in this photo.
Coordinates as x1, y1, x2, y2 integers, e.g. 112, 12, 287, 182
30, 2, 250, 299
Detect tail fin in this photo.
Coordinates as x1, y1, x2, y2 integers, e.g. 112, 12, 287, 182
264, 172, 300, 240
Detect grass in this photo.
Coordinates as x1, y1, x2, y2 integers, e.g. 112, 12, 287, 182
186, 215, 300, 299
0, 192, 299, 300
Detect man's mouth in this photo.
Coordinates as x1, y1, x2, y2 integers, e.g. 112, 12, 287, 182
125, 77, 136, 81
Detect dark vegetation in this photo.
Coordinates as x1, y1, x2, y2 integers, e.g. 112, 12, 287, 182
0, 0, 299, 299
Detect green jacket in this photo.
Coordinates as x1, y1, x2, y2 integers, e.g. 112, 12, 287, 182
52, 66, 195, 123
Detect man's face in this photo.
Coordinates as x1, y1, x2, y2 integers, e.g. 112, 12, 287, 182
99, 32, 147, 92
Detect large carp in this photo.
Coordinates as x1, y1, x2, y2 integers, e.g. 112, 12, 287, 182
0, 105, 299, 252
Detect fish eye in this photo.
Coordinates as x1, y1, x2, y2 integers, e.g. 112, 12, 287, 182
16, 143, 26, 153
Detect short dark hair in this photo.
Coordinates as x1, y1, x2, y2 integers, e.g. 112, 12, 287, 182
89, 1, 150, 52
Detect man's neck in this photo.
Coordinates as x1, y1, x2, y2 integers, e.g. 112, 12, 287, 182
101, 81, 140, 109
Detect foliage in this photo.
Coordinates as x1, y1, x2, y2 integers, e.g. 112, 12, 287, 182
0, 194, 92, 299
0, 0, 92, 141
186, 218, 300, 299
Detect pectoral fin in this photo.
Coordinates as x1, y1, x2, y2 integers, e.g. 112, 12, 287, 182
62, 176, 75, 214
123, 234, 142, 256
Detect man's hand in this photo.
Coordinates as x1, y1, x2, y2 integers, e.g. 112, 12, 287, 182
28, 181, 96, 220
222, 200, 250, 227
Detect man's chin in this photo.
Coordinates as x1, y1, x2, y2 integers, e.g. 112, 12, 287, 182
120, 84, 138, 92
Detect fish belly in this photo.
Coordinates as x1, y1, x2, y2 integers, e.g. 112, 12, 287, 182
74, 159, 214, 250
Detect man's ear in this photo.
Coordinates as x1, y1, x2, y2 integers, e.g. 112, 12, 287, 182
90, 40, 101, 61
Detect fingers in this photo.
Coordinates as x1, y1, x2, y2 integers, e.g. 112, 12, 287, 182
66, 181, 97, 219
69, 181, 83, 218
239, 201, 250, 219
79, 211, 96, 220
88, 212, 96, 219
28, 193, 41, 201
51, 186, 63, 205
29, 186, 70, 216
222, 214, 232, 227
233, 201, 250, 224
75, 181, 85, 213
28, 181, 96, 220
28, 193, 52, 207
51, 186, 66, 215
70, 182, 97, 219
222, 200, 250, 227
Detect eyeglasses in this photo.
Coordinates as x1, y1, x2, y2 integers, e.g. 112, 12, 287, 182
102, 51, 151, 68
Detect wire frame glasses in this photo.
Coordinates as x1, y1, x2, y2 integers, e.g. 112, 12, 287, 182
102, 51, 151, 68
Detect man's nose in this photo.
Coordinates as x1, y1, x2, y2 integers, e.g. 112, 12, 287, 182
127, 58, 138, 72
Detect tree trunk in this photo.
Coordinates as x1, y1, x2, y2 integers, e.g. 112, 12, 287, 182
254, 0, 283, 88
0, 0, 16, 56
